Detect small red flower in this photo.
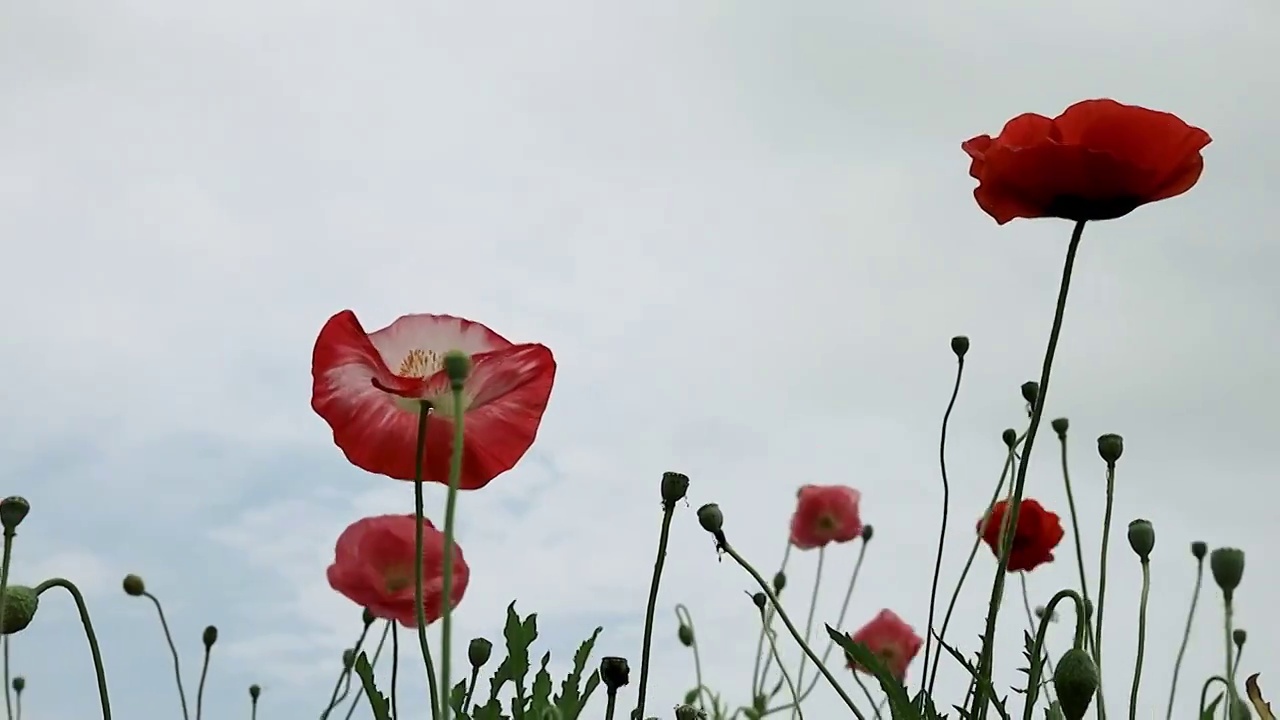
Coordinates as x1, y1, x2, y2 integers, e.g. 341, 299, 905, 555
326, 514, 469, 627
963, 98, 1211, 224
977, 498, 1064, 573
789, 485, 863, 550
311, 310, 556, 489
846, 609, 923, 681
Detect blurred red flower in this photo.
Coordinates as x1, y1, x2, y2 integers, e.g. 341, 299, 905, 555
789, 485, 863, 550
326, 514, 469, 627
846, 609, 923, 681
963, 98, 1211, 225
977, 498, 1064, 572
311, 310, 556, 489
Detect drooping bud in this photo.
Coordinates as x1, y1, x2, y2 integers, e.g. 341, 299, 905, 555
1126, 519, 1155, 561
600, 656, 631, 691
1034, 605, 1058, 622
1002, 428, 1017, 448
1191, 541, 1208, 561
122, 574, 146, 597
0, 586, 39, 635
1210, 547, 1246, 599
11, 677, 24, 693
202, 625, 219, 649
661, 472, 690, 508
751, 592, 767, 611
342, 648, 356, 669
1234, 628, 1248, 648
683, 689, 698, 705
861, 524, 874, 542
696, 504, 723, 534
249, 684, 261, 701
1051, 418, 1069, 438
1053, 648, 1100, 720
772, 571, 787, 593
362, 607, 376, 626
677, 624, 694, 647
0, 497, 30, 531
443, 350, 472, 388
1096, 434, 1124, 465
675, 704, 707, 720
1083, 597, 1094, 624
468, 637, 493, 668
1020, 381, 1040, 406
950, 336, 970, 359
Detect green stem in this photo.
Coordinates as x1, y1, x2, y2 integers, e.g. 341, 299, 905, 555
676, 605, 706, 710
1199, 676, 1229, 716
716, 535, 867, 720
143, 592, 191, 720
634, 494, 677, 720
196, 643, 212, 720
1057, 432, 1095, 654
1019, 573, 1055, 702
1093, 462, 1116, 720
851, 673, 880, 720
0, 529, 13, 720
927, 429, 1026, 696
1224, 595, 1239, 711
754, 544, 791, 699
440, 385, 467, 720
799, 538, 869, 702
462, 667, 480, 715
345, 621, 393, 720
923, 352, 966, 693
409, 402, 443, 718
1128, 560, 1150, 720
972, 218, 1087, 720
322, 621, 372, 718
3, 634, 11, 720
605, 689, 618, 720
758, 607, 804, 720
34, 578, 111, 719
1022, 590, 1086, 720
391, 623, 401, 720
793, 545, 826, 703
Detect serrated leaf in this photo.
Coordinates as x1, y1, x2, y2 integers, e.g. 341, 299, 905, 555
580, 671, 601, 713
490, 601, 539, 714
826, 624, 919, 720
528, 651, 554, 714
554, 626, 602, 719
1201, 692, 1224, 720
912, 689, 946, 719
1018, 630, 1046, 710
932, 632, 1010, 720
1043, 701, 1064, 720
449, 679, 470, 719
473, 697, 507, 720
1249, 675, 1277, 720
353, 652, 393, 720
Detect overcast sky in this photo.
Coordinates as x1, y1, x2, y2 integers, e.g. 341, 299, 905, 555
2, 1, 1278, 719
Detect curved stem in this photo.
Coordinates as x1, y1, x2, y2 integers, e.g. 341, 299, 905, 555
716, 535, 867, 720
758, 608, 803, 720
675, 605, 706, 710
196, 643, 212, 720
800, 538, 869, 701
322, 621, 372, 718
923, 353, 965, 693
1022, 590, 1086, 720
1019, 573, 1055, 702
439, 387, 468, 720
1128, 560, 1150, 720
391, 623, 401, 720
344, 621, 393, 720
1058, 432, 1095, 654
1093, 463, 1116, 720
754, 543, 792, 699
971, 220, 1086, 720
142, 592, 191, 720
409, 403, 443, 718
634, 494, 676, 720
927, 429, 1027, 696
1200, 676, 1229, 716
793, 546, 826, 705
34, 578, 111, 719
851, 673, 881, 720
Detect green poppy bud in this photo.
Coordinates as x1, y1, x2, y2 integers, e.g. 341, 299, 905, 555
599, 656, 630, 690
1051, 418, 1069, 438
249, 684, 261, 701
1191, 541, 1208, 560
1210, 547, 1245, 599
122, 574, 146, 597
0, 586, 38, 635
772, 571, 787, 593
468, 637, 493, 668
0, 497, 30, 530
1053, 648, 1099, 720
661, 472, 690, 507
1020, 381, 1040, 406
1126, 519, 1155, 561
1002, 428, 1017, 448
1096, 433, 1124, 465
443, 350, 472, 387
696, 504, 723, 534
677, 624, 694, 647
202, 625, 218, 648
950, 336, 970, 358
11, 677, 24, 693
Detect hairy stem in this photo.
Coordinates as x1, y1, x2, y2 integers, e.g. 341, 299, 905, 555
35, 578, 112, 719
439, 386, 468, 720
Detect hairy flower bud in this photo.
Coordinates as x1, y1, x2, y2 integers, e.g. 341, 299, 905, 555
696, 504, 723, 534
1126, 519, 1155, 561
342, 648, 356, 669
468, 637, 493, 668
861, 524, 874, 542
0, 586, 38, 635
677, 624, 694, 647
202, 625, 219, 649
1096, 434, 1124, 465
661, 472, 690, 507
1210, 547, 1246, 599
11, 677, 24, 693
1053, 648, 1099, 720
1191, 541, 1208, 561
362, 607, 376, 626
675, 704, 707, 720
683, 689, 698, 705
1021, 381, 1040, 406
1234, 628, 1248, 647
950, 336, 970, 359
443, 350, 472, 387
599, 656, 630, 690
1002, 428, 1017, 448
0, 497, 30, 530
249, 684, 261, 701
772, 571, 787, 593
751, 592, 767, 610
122, 574, 146, 597
1051, 417, 1069, 438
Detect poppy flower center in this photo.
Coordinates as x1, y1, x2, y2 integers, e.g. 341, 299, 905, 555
817, 513, 838, 533
398, 349, 444, 378
383, 564, 414, 594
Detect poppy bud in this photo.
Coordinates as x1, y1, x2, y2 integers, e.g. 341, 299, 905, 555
1020, 381, 1040, 406
675, 704, 707, 720
0, 496, 30, 530
342, 648, 356, 669
122, 574, 146, 597
1210, 547, 1245, 599
1096, 434, 1124, 465
950, 336, 970, 359
683, 689, 698, 705
202, 625, 219, 649
751, 592, 767, 610
1051, 417, 1069, 438
249, 684, 261, 701
1052, 648, 1099, 720
0, 586, 38, 635
1035, 605, 1058, 622
677, 624, 694, 647
661, 472, 690, 508
362, 607, 376, 626
1191, 541, 1208, 560
696, 504, 723, 534
1002, 428, 1017, 448
11, 677, 24, 693
1045, 701, 1065, 720
599, 656, 630, 690
1126, 519, 1155, 561
443, 350, 472, 388
1083, 597, 1094, 623
468, 637, 493, 668
1234, 628, 1248, 648
861, 524, 874, 542
772, 571, 787, 593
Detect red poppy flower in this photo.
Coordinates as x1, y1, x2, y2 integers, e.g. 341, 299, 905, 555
311, 310, 556, 489
789, 485, 863, 550
326, 514, 469, 627
977, 498, 1064, 573
963, 98, 1211, 224
845, 609, 923, 681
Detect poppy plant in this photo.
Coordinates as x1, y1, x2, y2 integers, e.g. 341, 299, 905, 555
789, 484, 864, 550
846, 609, 923, 681
326, 514, 470, 627
977, 498, 1064, 573
311, 310, 556, 489
962, 98, 1211, 225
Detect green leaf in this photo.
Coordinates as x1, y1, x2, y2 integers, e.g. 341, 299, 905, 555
553, 626, 602, 719
449, 679, 469, 719
1017, 630, 1046, 711
911, 689, 946, 719
353, 652, 393, 720
825, 624, 919, 720
471, 698, 506, 720
931, 633, 1010, 720
528, 651, 554, 714
489, 601, 539, 714
685, 689, 700, 705
1043, 701, 1065, 720
1201, 692, 1225, 720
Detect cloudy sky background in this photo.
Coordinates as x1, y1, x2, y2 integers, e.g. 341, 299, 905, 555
2, 0, 1278, 718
